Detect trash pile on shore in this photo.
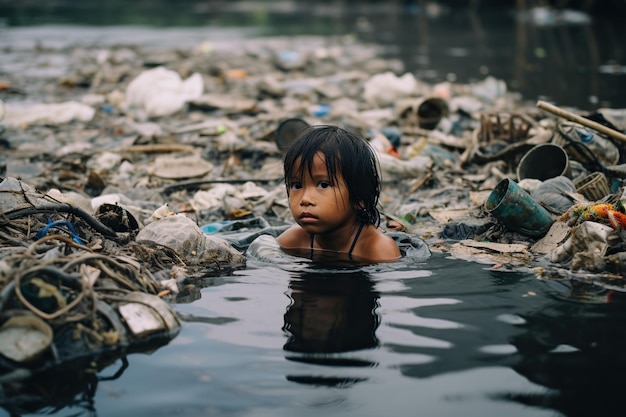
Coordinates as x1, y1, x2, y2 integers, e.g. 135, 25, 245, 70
2, 33, 626, 377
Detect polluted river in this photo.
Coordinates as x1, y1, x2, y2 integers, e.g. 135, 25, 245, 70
1, 2, 626, 417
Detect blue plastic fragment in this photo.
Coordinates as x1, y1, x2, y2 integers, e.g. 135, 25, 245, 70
200, 221, 232, 234
312, 104, 330, 117
35, 216, 85, 245
101, 104, 115, 114
278, 50, 300, 62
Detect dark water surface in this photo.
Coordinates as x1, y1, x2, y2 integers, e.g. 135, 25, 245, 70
1, 2, 626, 417
7, 254, 626, 417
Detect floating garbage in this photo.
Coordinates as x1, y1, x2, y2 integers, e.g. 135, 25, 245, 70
554, 121, 620, 168
124, 66, 204, 117
135, 213, 246, 266
118, 292, 181, 338
551, 221, 614, 264
275, 118, 310, 152
0, 176, 246, 380
149, 154, 214, 179
517, 143, 570, 181
396, 96, 449, 130
485, 178, 555, 238
363, 71, 422, 107
574, 172, 612, 201
2, 101, 96, 127
529, 176, 579, 215
0, 315, 53, 363
4, 33, 626, 398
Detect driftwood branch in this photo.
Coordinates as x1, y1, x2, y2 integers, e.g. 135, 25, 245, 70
537, 100, 626, 144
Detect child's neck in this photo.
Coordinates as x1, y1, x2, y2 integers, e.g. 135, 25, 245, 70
312, 220, 363, 253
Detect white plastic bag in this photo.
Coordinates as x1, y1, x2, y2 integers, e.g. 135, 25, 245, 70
2, 101, 95, 127
363, 71, 418, 107
125, 67, 204, 117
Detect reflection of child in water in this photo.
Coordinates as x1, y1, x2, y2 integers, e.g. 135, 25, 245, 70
282, 273, 380, 354
277, 125, 401, 263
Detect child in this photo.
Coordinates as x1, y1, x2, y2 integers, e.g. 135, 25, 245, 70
277, 125, 401, 263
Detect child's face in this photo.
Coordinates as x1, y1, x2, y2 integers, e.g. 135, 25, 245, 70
286, 152, 356, 235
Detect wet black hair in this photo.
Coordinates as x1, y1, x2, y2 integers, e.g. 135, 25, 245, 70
283, 125, 382, 226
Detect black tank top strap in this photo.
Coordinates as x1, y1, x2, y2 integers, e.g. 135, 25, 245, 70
310, 223, 364, 261
348, 222, 364, 261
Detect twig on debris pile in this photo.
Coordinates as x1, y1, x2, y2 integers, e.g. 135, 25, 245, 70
26, 234, 94, 254
120, 144, 197, 153
160, 177, 283, 196
62, 253, 159, 294
459, 127, 481, 166
0, 227, 28, 247
409, 170, 434, 194
537, 100, 626, 144
5, 204, 119, 242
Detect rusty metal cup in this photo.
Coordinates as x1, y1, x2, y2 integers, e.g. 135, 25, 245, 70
485, 178, 554, 238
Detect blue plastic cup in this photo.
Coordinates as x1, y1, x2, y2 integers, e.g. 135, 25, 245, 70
485, 178, 554, 238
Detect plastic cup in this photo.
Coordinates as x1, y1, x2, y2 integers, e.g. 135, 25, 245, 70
517, 143, 570, 182
554, 121, 620, 166
396, 97, 449, 130
485, 178, 554, 238
275, 118, 310, 152
415, 97, 448, 130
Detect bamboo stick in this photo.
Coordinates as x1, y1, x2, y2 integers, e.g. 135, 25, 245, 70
537, 100, 626, 144
120, 144, 197, 153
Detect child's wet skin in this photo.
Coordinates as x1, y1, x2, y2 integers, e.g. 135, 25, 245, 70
287, 153, 356, 244
277, 125, 401, 262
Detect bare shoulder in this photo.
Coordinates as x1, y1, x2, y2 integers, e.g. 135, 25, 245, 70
276, 225, 310, 249
358, 226, 401, 261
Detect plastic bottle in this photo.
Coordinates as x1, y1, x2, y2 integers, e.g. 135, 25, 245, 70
575, 128, 620, 166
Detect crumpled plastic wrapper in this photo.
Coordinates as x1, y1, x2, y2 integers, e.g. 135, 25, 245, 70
551, 221, 614, 264
136, 214, 245, 266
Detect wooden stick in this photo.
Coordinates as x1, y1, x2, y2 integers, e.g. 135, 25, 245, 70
537, 100, 626, 144
121, 144, 197, 153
